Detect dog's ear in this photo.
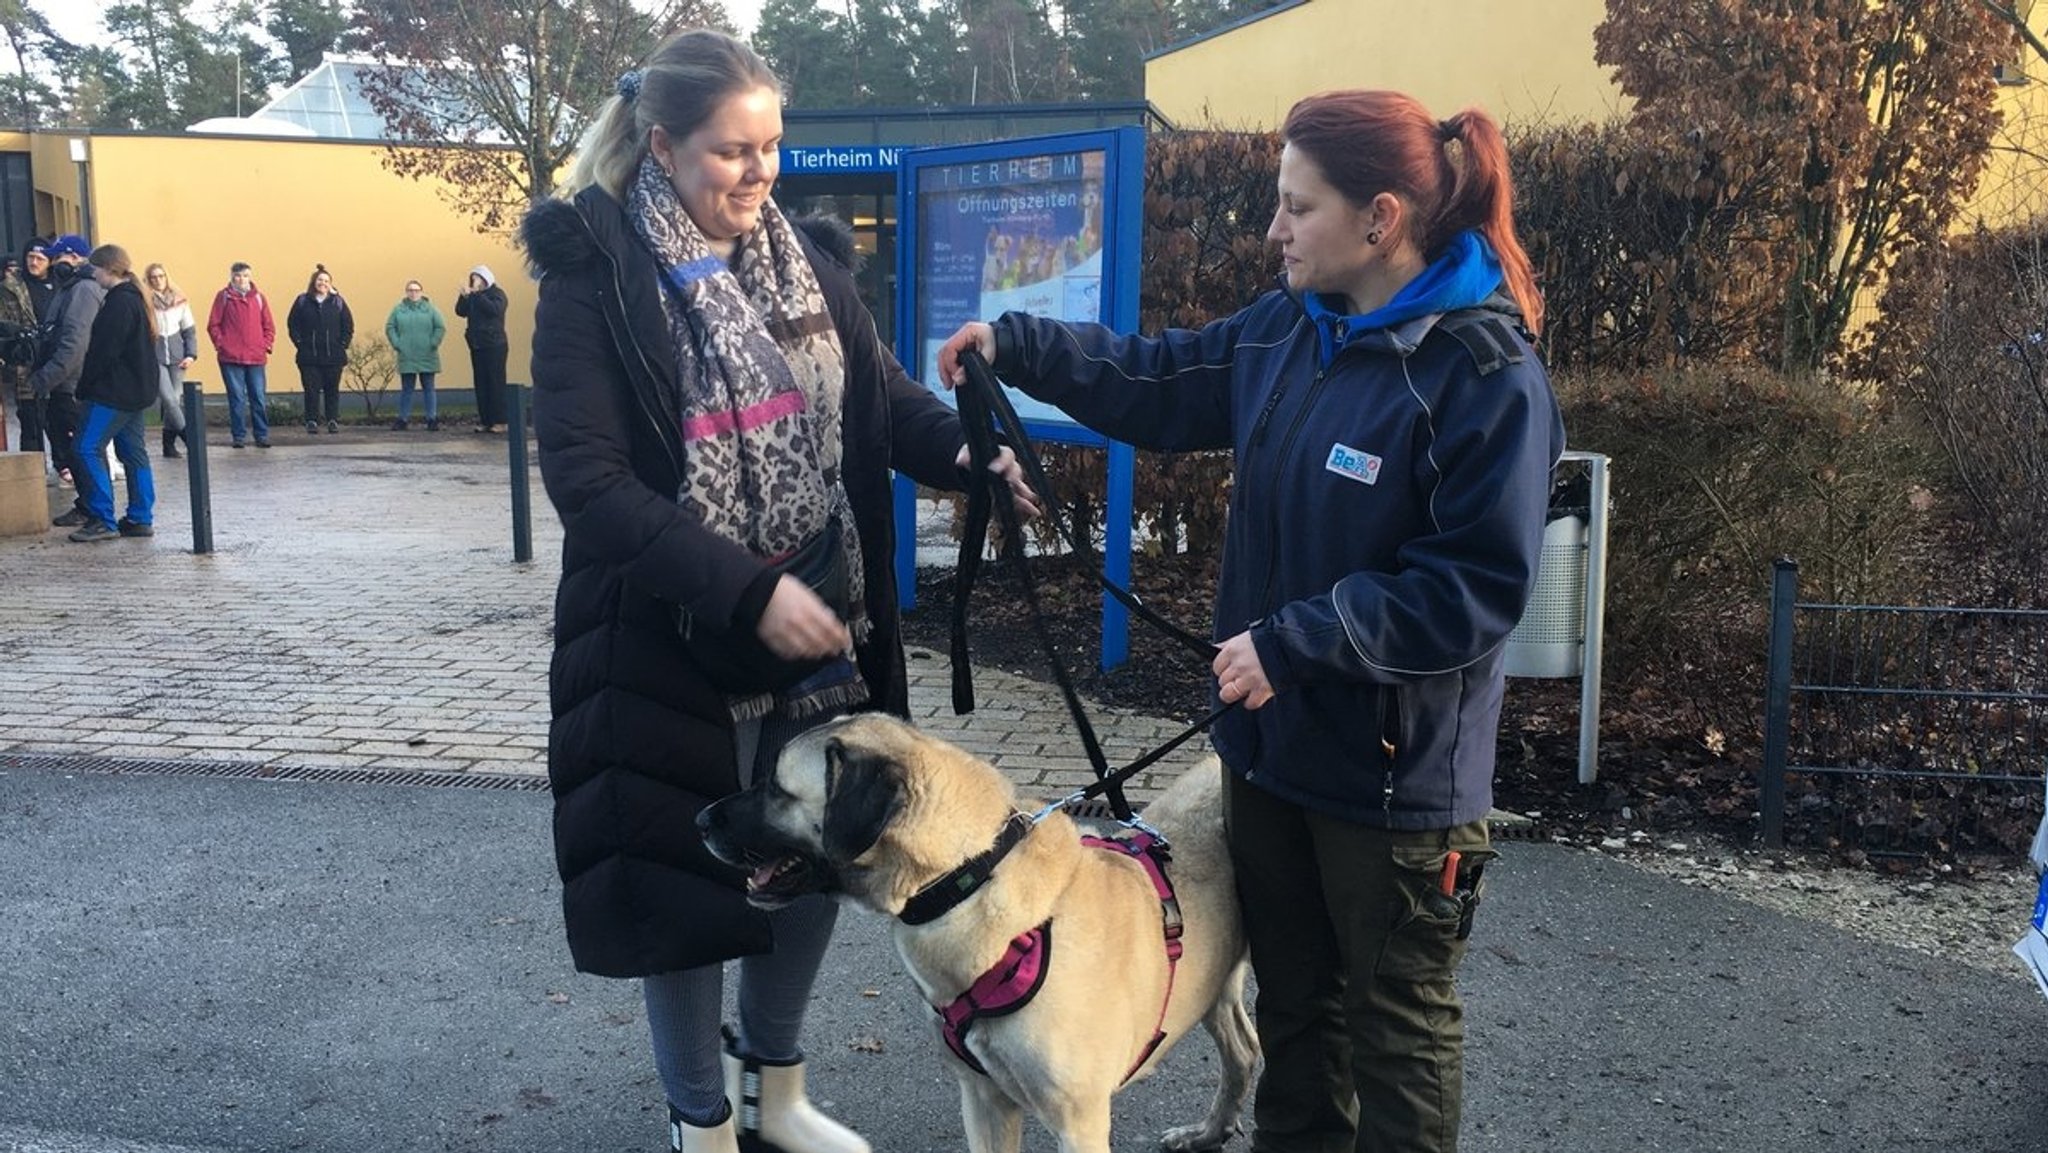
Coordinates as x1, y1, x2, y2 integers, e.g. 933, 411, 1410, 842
822, 736, 901, 864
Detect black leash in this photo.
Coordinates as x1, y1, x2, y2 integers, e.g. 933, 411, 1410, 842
949, 349, 1235, 819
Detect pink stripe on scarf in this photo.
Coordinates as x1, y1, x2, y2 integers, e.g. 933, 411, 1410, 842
682, 389, 806, 441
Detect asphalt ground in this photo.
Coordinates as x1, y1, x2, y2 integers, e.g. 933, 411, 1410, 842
1, 428, 2044, 1151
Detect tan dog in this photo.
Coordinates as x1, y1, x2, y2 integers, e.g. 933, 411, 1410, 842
698, 712, 1258, 1153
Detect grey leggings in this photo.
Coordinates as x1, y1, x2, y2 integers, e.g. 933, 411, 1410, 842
157, 363, 186, 433
645, 713, 841, 1124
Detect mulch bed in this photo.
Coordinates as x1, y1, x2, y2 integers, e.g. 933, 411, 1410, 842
898, 548, 1749, 847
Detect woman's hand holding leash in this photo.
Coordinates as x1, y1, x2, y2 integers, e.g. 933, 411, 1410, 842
1213, 632, 1276, 710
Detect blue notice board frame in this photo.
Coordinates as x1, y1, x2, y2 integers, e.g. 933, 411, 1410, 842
891, 126, 1146, 669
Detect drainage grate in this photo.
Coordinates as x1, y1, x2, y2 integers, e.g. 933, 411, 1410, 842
0, 752, 551, 792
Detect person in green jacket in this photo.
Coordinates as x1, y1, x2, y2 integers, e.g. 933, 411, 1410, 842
384, 279, 447, 430
0, 253, 36, 453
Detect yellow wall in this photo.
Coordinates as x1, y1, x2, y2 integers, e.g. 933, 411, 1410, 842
56, 132, 530, 396
29, 133, 90, 236
1973, 69, 2048, 229
1144, 0, 1620, 130
1151, 0, 2048, 235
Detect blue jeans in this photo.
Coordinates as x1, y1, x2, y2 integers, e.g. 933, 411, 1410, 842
219, 361, 269, 444
398, 371, 437, 422
75, 403, 154, 528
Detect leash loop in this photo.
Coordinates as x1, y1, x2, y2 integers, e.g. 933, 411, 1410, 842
950, 349, 1239, 820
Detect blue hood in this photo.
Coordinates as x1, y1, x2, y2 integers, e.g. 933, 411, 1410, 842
1305, 229, 1504, 367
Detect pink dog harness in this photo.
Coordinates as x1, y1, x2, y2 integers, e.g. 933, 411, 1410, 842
932, 827, 1183, 1083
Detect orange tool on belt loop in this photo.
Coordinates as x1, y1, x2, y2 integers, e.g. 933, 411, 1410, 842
1439, 850, 1462, 896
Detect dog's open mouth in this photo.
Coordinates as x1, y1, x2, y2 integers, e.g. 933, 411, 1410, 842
745, 854, 820, 905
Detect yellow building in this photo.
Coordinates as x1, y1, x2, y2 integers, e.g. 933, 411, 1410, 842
10, 127, 526, 405
1146, 0, 2048, 232
1144, 0, 1618, 132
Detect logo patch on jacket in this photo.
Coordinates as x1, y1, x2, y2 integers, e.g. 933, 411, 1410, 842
1325, 442, 1382, 486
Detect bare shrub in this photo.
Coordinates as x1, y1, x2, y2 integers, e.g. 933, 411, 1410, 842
344, 339, 397, 422
1877, 229, 2048, 587
1556, 364, 1938, 686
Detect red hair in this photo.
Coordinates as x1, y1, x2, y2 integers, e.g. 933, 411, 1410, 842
1282, 90, 1543, 336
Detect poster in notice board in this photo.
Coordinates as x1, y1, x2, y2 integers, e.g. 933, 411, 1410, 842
898, 128, 1141, 434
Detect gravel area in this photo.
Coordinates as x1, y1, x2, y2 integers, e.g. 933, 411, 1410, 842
1563, 828, 2041, 983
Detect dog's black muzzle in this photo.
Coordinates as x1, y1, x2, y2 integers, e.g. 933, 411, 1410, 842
698, 792, 836, 908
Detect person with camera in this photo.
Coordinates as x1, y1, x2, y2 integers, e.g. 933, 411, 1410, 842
32, 234, 105, 526
453, 265, 508, 433
0, 248, 35, 452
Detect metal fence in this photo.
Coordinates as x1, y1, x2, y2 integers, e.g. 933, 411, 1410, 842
1760, 559, 2048, 858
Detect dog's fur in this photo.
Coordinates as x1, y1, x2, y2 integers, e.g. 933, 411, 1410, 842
699, 713, 1258, 1153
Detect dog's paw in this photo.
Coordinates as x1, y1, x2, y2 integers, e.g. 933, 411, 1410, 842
1159, 1119, 1240, 1152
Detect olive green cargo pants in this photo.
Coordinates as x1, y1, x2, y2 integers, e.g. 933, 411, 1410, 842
1224, 767, 1493, 1153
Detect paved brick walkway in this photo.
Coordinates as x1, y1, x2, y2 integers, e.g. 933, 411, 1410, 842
0, 430, 1201, 802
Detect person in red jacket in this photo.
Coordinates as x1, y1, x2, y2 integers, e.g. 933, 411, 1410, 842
205, 261, 275, 448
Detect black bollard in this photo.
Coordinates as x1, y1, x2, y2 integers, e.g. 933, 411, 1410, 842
507, 383, 531, 563
182, 379, 213, 555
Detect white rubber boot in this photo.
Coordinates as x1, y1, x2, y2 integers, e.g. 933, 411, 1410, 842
670, 1103, 740, 1153
722, 1027, 871, 1153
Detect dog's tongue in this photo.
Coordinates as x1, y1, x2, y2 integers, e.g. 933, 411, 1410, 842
748, 862, 781, 890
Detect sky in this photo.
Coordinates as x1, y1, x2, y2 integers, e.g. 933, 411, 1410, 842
47, 1, 770, 66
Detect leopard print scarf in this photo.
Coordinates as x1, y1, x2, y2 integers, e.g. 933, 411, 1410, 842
629, 155, 868, 720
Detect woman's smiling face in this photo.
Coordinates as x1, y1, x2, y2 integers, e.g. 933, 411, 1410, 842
654, 83, 782, 249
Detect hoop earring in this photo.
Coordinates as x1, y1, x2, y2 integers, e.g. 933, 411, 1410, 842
1366, 229, 1382, 246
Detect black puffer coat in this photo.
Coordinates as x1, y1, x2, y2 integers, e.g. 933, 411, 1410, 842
286, 292, 354, 367
519, 186, 968, 978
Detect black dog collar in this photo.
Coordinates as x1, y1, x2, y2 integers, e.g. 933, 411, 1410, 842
898, 813, 1035, 926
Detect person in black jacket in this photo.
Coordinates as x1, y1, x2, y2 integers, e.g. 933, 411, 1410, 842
453, 264, 508, 432
287, 264, 354, 434
519, 28, 1032, 1153
66, 244, 160, 543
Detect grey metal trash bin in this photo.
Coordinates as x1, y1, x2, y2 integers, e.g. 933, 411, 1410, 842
1504, 450, 1610, 784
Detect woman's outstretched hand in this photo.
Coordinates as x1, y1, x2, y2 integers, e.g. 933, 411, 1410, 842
937, 322, 996, 389
954, 443, 1043, 522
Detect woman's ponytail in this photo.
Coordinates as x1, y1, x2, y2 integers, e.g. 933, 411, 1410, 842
1435, 109, 1543, 336
565, 91, 643, 199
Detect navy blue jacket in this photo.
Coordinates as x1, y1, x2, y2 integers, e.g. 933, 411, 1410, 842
991, 289, 1564, 828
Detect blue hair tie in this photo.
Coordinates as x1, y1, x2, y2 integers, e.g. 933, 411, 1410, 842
617, 69, 643, 102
